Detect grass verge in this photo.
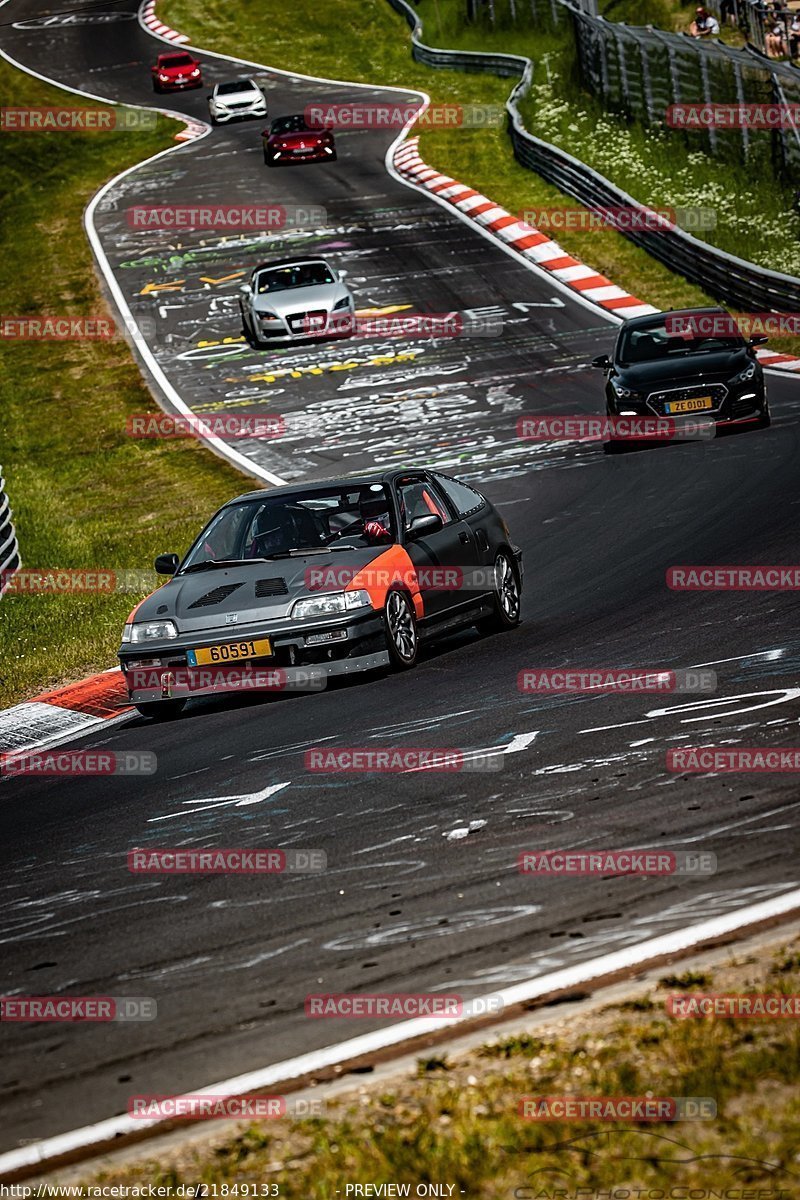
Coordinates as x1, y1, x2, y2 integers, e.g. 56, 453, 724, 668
77, 933, 800, 1195
160, 0, 800, 354
0, 61, 251, 708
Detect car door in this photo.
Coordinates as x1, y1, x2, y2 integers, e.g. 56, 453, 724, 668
395, 473, 479, 623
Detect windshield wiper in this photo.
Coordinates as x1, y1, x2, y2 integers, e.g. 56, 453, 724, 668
181, 558, 269, 573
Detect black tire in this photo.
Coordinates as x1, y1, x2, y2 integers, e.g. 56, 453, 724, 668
477, 550, 521, 634
756, 400, 771, 428
603, 439, 628, 455
383, 589, 418, 670
134, 699, 186, 721
329, 150, 338, 162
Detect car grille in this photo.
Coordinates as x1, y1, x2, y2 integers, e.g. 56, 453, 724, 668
647, 383, 727, 416
255, 577, 288, 598
287, 310, 327, 333
188, 583, 243, 609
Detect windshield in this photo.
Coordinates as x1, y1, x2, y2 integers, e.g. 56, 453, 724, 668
254, 262, 334, 294
161, 55, 194, 67
618, 320, 745, 364
181, 485, 395, 569
217, 79, 255, 95
271, 115, 308, 134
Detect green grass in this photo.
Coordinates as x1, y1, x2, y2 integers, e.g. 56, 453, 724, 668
161, 0, 800, 355
84, 939, 800, 1196
0, 62, 251, 707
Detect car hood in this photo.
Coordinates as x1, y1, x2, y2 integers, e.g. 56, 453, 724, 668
270, 129, 324, 145
134, 549, 387, 633
254, 283, 348, 316
617, 348, 750, 388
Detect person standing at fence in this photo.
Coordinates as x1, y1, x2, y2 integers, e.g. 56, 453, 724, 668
790, 10, 800, 58
766, 12, 788, 56
690, 6, 721, 37
719, 0, 736, 24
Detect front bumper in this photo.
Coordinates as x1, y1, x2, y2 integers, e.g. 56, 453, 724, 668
608, 377, 766, 426
266, 143, 333, 164
156, 77, 203, 91
210, 103, 267, 123
249, 306, 354, 343
119, 608, 385, 702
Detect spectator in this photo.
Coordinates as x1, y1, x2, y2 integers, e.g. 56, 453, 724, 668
790, 11, 800, 57
719, 0, 736, 24
689, 6, 721, 37
766, 15, 788, 56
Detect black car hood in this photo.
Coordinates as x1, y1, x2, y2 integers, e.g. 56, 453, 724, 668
135, 548, 388, 633
617, 348, 750, 388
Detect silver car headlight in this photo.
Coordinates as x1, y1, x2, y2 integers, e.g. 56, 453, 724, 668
291, 591, 371, 620
258, 310, 279, 322
126, 619, 179, 643
732, 361, 757, 384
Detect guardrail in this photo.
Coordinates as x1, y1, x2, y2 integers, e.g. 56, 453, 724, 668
0, 468, 20, 598
384, 0, 800, 311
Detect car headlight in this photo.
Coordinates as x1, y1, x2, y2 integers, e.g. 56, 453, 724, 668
159, 73, 170, 81
291, 591, 371, 620
127, 620, 179, 643
333, 296, 351, 311
190, 68, 200, 77
258, 310, 279, 321
733, 361, 758, 384
611, 381, 633, 398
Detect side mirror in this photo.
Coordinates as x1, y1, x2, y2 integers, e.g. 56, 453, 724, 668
239, 283, 250, 295
407, 513, 443, 538
591, 354, 611, 369
338, 269, 348, 279
154, 553, 180, 576
748, 335, 768, 347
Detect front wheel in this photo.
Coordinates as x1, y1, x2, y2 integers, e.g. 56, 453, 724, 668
134, 699, 186, 721
383, 589, 418, 669
477, 551, 521, 634
756, 400, 771, 428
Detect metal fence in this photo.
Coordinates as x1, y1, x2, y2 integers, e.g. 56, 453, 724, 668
0, 468, 20, 598
743, 1, 800, 59
570, 8, 800, 178
384, 0, 800, 309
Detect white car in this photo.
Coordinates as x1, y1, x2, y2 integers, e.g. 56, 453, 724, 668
208, 79, 267, 125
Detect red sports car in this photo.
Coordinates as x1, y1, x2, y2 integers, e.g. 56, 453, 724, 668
151, 52, 203, 93
263, 114, 336, 166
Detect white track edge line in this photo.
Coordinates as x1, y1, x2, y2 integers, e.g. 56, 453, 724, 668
2, 885, 798, 1176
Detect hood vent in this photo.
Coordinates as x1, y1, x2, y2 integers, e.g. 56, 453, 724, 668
255, 577, 288, 598
188, 582, 244, 610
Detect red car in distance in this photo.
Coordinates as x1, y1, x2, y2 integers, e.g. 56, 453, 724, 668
151, 52, 203, 93
263, 114, 336, 166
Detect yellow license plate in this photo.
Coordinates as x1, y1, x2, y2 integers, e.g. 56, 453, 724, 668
665, 396, 713, 414
188, 638, 272, 666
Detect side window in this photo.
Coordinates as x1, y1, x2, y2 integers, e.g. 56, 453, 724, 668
431, 472, 485, 518
397, 479, 451, 528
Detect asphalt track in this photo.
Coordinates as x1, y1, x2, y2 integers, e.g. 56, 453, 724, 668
2, 0, 800, 1157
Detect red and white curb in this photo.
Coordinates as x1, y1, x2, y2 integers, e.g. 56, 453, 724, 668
393, 137, 800, 374
0, 670, 132, 756
140, 0, 188, 44
393, 137, 658, 320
